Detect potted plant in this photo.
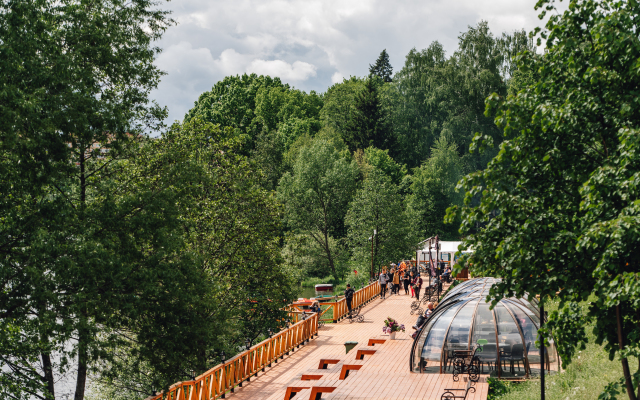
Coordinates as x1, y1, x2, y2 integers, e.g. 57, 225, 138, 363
382, 317, 405, 340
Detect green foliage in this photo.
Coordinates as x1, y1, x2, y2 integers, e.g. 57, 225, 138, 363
320, 77, 365, 140
343, 269, 369, 291
277, 137, 360, 280
406, 134, 464, 240
345, 169, 415, 276
184, 74, 288, 145
343, 76, 394, 152
494, 298, 639, 400
0, 0, 173, 398
388, 22, 533, 169
358, 146, 407, 185
449, 0, 640, 397
369, 49, 393, 82
487, 377, 512, 400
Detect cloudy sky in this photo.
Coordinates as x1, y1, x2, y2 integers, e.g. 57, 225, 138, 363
151, 0, 558, 123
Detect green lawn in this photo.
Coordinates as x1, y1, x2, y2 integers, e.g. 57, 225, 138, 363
495, 297, 638, 400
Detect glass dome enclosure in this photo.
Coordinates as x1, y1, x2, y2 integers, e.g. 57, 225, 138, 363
410, 278, 559, 378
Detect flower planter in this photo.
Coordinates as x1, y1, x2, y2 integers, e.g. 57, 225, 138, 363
390, 332, 396, 340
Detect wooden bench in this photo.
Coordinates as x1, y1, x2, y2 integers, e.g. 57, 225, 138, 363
440, 380, 475, 400
310, 386, 336, 400
285, 386, 310, 400
317, 359, 341, 369
354, 348, 376, 360
301, 374, 323, 381
367, 338, 386, 346
338, 364, 362, 380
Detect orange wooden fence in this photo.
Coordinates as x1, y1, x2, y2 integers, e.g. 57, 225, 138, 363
144, 282, 380, 400
317, 282, 380, 323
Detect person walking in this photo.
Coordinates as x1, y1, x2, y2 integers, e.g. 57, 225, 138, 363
412, 272, 423, 301
387, 266, 395, 294
379, 269, 388, 299
403, 270, 411, 295
392, 268, 400, 295
344, 284, 355, 318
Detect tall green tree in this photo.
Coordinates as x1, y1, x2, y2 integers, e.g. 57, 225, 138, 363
346, 169, 414, 277
320, 77, 365, 142
184, 74, 289, 153
277, 137, 359, 280
388, 22, 533, 169
343, 77, 394, 152
369, 49, 393, 82
407, 134, 463, 240
0, 1, 174, 399
449, 1, 640, 398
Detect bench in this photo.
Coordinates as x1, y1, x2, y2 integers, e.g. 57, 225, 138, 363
440, 380, 475, 400
354, 348, 376, 360
367, 338, 386, 346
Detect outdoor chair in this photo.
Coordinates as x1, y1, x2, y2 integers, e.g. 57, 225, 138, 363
476, 343, 497, 373
503, 343, 525, 373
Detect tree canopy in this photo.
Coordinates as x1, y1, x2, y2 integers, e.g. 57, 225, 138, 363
449, 1, 640, 398
369, 49, 393, 82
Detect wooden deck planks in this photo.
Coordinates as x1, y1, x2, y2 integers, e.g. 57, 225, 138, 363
229, 288, 488, 400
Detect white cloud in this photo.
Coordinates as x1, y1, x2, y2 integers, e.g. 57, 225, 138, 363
248, 59, 317, 81
152, 0, 567, 123
331, 71, 344, 84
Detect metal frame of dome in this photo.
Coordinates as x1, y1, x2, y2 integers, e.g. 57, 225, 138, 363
409, 278, 559, 378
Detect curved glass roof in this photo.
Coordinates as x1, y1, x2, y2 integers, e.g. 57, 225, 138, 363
410, 278, 559, 378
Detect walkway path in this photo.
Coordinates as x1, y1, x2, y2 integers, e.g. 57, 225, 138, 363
228, 289, 488, 400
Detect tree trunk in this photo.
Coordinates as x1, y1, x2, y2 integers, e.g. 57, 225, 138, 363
41, 351, 55, 400
616, 304, 637, 400
323, 229, 337, 280
75, 148, 88, 400
74, 329, 88, 400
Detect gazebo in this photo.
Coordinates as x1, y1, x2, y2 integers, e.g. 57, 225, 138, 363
410, 278, 559, 378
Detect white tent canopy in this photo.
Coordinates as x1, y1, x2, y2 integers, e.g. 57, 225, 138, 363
416, 241, 472, 262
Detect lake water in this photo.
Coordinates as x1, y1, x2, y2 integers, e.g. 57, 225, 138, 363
296, 286, 334, 300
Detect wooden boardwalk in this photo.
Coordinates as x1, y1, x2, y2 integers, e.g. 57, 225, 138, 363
228, 291, 488, 400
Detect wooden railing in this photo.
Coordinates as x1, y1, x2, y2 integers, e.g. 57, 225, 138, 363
317, 282, 380, 323
144, 282, 380, 400
146, 313, 318, 400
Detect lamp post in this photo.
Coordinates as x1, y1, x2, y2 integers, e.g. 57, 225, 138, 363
368, 229, 377, 279
540, 300, 545, 400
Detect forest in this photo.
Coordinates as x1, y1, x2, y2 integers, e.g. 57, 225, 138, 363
5, 0, 640, 399
184, 22, 532, 284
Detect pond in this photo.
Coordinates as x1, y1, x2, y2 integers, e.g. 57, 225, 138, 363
296, 286, 335, 300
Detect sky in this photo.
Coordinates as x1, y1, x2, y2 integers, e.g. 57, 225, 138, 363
151, 0, 560, 124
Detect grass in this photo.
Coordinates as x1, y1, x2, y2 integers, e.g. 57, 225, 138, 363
495, 297, 639, 400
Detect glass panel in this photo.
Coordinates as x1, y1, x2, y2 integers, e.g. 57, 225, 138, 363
471, 302, 498, 370
445, 299, 476, 351
413, 305, 449, 371
505, 299, 540, 327
514, 298, 541, 321
441, 299, 477, 373
495, 304, 525, 377
504, 302, 543, 376
419, 301, 464, 372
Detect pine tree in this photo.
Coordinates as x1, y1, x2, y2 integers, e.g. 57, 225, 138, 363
343, 77, 394, 152
369, 49, 393, 82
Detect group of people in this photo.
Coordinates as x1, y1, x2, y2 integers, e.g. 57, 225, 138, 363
377, 263, 425, 300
